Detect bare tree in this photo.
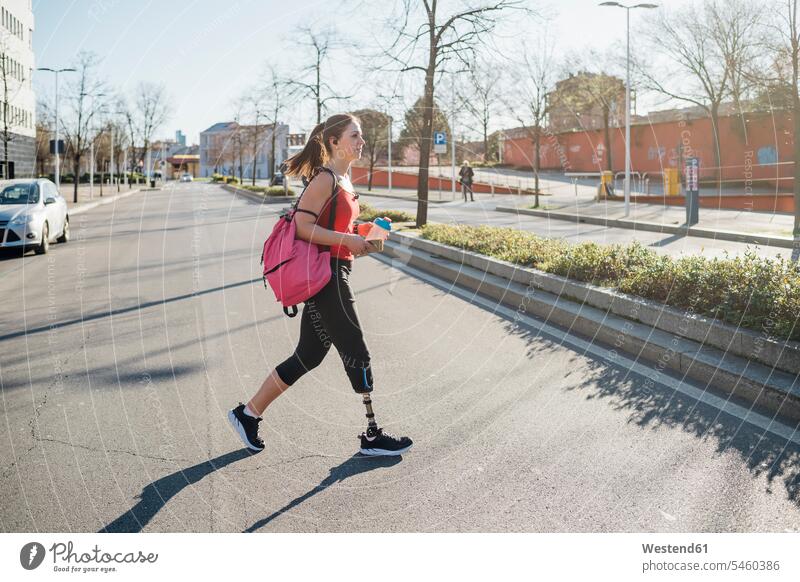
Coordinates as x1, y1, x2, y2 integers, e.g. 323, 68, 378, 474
106, 115, 129, 191
241, 89, 268, 185
639, 0, 762, 182
288, 25, 352, 124
760, 0, 800, 237
133, 82, 172, 178
553, 62, 625, 173
376, 0, 528, 227
352, 108, 390, 190
118, 97, 139, 185
35, 102, 53, 177
242, 66, 291, 185
60, 51, 108, 203
230, 123, 244, 183
505, 37, 556, 205
261, 66, 291, 183
457, 57, 501, 162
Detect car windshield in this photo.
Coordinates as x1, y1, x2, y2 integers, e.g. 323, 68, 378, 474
0, 183, 39, 204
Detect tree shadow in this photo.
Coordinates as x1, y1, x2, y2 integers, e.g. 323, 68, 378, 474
0, 276, 263, 343
499, 306, 800, 504
244, 454, 402, 532
99, 449, 255, 533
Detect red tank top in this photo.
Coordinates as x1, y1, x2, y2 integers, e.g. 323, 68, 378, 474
317, 182, 360, 260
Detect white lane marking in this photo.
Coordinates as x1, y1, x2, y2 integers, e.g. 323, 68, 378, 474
371, 252, 800, 447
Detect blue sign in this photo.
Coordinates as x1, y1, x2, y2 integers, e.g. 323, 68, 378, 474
433, 131, 447, 145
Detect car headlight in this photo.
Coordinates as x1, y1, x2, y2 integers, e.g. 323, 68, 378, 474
10, 215, 33, 225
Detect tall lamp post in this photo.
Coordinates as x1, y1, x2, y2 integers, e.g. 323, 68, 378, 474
376, 92, 402, 193
36, 67, 76, 188
599, 2, 658, 218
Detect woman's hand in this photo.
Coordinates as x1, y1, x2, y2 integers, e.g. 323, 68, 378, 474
344, 234, 370, 257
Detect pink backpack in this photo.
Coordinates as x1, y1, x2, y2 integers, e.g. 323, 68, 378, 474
260, 168, 339, 317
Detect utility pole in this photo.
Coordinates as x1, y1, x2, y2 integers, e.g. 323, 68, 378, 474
89, 137, 94, 199
110, 124, 116, 191
451, 79, 456, 198
36, 67, 76, 188
387, 115, 392, 193
599, 2, 659, 217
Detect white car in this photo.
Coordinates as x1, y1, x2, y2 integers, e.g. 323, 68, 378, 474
0, 179, 69, 255
180, 173, 193, 182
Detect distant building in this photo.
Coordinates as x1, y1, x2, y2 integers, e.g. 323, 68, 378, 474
166, 145, 199, 178
199, 121, 289, 178
0, 0, 36, 178
547, 72, 628, 133
498, 101, 793, 193
175, 130, 186, 147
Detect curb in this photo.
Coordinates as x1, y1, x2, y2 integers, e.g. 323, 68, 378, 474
496, 205, 799, 250
67, 188, 143, 216
220, 183, 297, 204
382, 230, 800, 423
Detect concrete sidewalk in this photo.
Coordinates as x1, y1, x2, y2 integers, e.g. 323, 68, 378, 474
63, 183, 146, 214
359, 185, 797, 240
511, 193, 797, 238
379, 166, 788, 198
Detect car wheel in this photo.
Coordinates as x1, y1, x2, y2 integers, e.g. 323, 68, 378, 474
57, 216, 70, 243
35, 222, 49, 255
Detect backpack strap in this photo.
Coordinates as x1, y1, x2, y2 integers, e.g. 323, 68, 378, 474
290, 167, 338, 225
313, 167, 339, 252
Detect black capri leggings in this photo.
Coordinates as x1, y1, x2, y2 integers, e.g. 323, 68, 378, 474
275, 258, 374, 393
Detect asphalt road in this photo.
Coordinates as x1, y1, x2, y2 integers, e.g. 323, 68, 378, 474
1, 181, 799, 533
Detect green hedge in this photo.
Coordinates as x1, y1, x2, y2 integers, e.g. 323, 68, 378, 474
420, 223, 800, 342
238, 184, 296, 196
358, 202, 415, 223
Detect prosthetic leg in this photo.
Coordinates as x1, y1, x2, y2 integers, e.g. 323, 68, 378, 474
355, 372, 413, 455
362, 393, 379, 438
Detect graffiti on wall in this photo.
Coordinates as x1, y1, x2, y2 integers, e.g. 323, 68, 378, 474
757, 146, 778, 165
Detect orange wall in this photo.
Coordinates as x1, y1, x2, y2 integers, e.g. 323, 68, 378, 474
503, 111, 794, 189
350, 166, 522, 194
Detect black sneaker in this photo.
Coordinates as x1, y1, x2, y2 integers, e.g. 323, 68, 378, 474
227, 403, 264, 452
358, 427, 413, 456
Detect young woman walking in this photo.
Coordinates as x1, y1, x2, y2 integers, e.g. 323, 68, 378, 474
228, 113, 413, 456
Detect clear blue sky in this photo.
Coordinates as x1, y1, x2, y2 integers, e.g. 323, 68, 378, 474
32, 0, 688, 145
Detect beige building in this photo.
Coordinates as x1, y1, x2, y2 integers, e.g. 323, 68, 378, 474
0, 0, 35, 178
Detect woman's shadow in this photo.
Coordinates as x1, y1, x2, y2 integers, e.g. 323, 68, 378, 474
99, 449, 399, 533
244, 454, 401, 532
99, 449, 253, 533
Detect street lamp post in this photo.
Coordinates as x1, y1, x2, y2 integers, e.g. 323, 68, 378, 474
599, 2, 658, 218
387, 115, 393, 192
36, 67, 76, 189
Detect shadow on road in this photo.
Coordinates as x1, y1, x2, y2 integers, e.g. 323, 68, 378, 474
99, 449, 255, 533
501, 313, 800, 506
243, 454, 402, 533
648, 232, 688, 247
0, 247, 30, 261
0, 276, 263, 343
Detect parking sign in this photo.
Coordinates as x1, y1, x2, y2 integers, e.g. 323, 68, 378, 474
433, 131, 447, 154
